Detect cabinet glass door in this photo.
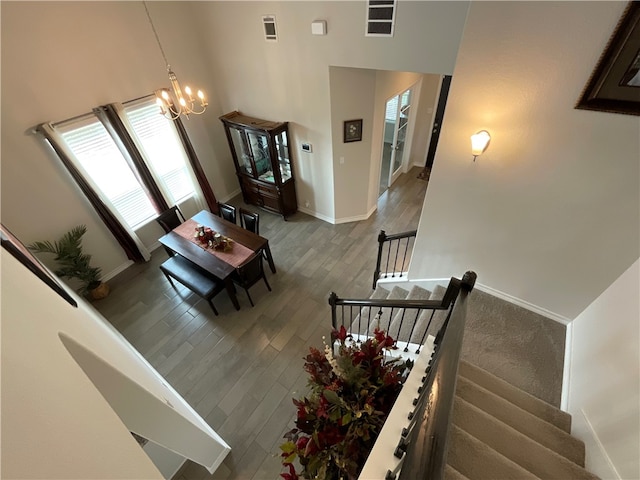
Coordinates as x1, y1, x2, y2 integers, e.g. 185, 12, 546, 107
248, 131, 274, 183
275, 131, 291, 182
230, 127, 252, 175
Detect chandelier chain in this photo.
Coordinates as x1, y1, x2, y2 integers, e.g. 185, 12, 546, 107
143, 1, 170, 69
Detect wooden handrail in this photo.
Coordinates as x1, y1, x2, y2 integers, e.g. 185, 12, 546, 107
329, 276, 462, 332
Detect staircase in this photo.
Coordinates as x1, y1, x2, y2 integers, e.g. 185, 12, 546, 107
340, 282, 599, 480
447, 360, 598, 480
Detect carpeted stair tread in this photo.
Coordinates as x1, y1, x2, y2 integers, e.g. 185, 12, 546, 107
447, 423, 540, 480
444, 463, 470, 480
452, 396, 599, 480
409, 284, 449, 344
388, 285, 432, 343
372, 285, 391, 299
350, 286, 389, 335
352, 286, 407, 335
456, 375, 585, 466
458, 360, 572, 433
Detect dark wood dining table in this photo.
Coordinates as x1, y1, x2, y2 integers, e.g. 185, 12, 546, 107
158, 210, 276, 310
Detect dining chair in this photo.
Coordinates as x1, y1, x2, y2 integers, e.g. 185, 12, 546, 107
156, 206, 186, 257
239, 208, 260, 235
156, 206, 186, 233
218, 202, 237, 224
231, 252, 271, 307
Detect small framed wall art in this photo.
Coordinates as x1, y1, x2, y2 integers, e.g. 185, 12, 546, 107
343, 119, 363, 143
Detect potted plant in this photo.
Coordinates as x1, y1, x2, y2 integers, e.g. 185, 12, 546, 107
280, 327, 412, 480
28, 225, 109, 300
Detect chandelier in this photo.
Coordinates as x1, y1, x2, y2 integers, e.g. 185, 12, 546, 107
143, 1, 207, 120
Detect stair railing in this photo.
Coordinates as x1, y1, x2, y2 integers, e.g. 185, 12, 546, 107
329, 276, 462, 355
394, 271, 476, 480
331, 271, 477, 480
373, 229, 417, 289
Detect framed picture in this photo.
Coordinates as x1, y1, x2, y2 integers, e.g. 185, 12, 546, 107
343, 119, 363, 143
576, 2, 640, 116
1, 223, 77, 307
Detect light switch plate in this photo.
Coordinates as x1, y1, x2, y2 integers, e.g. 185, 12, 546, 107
311, 20, 326, 36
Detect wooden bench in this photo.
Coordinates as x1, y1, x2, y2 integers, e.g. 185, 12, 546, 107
159, 256, 225, 315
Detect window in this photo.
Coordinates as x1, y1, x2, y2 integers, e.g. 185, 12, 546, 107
57, 116, 158, 229
366, 0, 397, 37
53, 97, 198, 229
123, 100, 195, 205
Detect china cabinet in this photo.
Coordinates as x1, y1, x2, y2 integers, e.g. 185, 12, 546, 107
220, 111, 297, 219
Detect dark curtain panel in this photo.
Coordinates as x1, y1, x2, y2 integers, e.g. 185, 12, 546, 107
93, 105, 170, 213
174, 117, 219, 214
35, 124, 148, 263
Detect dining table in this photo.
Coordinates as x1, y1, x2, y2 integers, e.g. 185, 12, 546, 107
158, 209, 276, 310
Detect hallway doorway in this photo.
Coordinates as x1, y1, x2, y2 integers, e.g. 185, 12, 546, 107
379, 87, 413, 196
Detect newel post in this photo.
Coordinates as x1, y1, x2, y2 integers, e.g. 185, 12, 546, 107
328, 292, 338, 330
461, 271, 477, 292
373, 230, 387, 289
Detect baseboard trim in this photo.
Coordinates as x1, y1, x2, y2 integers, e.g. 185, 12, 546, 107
102, 260, 134, 282
578, 408, 621, 479
561, 322, 573, 411
220, 188, 241, 203
333, 205, 378, 225
297, 206, 334, 224
474, 282, 572, 325
298, 204, 379, 225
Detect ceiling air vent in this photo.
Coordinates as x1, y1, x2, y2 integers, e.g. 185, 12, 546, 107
262, 15, 278, 42
366, 0, 397, 37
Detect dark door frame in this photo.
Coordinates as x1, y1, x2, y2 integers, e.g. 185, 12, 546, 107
418, 75, 452, 180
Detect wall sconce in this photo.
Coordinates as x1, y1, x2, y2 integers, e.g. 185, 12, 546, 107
470, 130, 491, 161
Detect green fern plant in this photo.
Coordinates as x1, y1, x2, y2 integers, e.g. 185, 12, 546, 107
28, 225, 102, 294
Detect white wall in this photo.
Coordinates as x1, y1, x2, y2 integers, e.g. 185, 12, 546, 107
1, 247, 230, 478
409, 1, 640, 319
329, 67, 377, 221
1, 250, 161, 479
568, 259, 639, 480
328, 69, 439, 223
193, 0, 470, 221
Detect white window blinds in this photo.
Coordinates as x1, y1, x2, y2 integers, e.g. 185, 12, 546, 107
123, 100, 196, 205
57, 117, 157, 228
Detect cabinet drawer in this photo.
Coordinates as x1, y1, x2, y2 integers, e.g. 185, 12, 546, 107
257, 183, 278, 198
243, 189, 262, 206
260, 193, 280, 210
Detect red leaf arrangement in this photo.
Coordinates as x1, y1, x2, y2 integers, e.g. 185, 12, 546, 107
279, 328, 413, 480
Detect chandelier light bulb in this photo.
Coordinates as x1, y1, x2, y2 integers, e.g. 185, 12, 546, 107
144, 1, 207, 120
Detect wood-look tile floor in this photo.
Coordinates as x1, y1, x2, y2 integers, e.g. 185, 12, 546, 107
94, 167, 429, 480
